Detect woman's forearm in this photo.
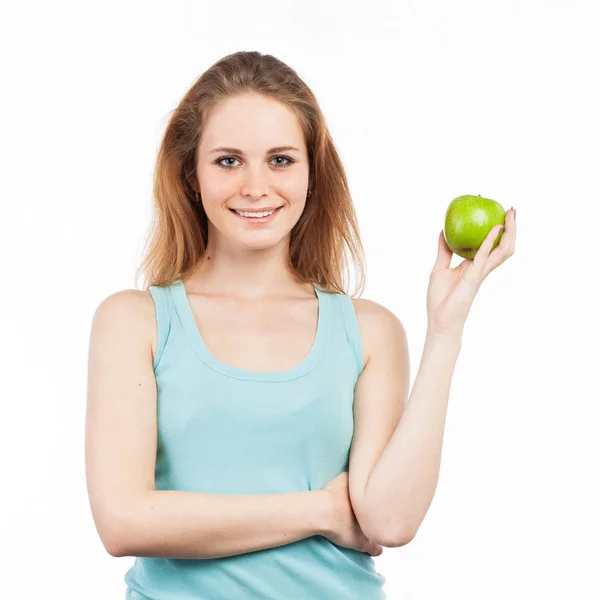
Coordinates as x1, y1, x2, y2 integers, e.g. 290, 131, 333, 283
110, 489, 330, 559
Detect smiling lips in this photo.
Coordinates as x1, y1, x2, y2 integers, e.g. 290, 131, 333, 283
230, 206, 284, 222
230, 206, 283, 212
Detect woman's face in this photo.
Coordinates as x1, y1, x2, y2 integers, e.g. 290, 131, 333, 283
195, 93, 311, 252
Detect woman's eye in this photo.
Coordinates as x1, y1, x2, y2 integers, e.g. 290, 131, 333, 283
217, 157, 239, 169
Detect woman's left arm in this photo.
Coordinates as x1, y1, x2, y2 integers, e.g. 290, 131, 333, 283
350, 208, 517, 546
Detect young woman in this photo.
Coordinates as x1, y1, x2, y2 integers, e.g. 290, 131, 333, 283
85, 51, 516, 599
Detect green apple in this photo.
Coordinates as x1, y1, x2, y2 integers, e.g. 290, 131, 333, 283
444, 194, 506, 259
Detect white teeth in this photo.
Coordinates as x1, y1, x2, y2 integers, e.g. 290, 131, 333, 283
235, 209, 276, 218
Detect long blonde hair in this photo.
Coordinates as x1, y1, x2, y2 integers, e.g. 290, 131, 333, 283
135, 51, 366, 297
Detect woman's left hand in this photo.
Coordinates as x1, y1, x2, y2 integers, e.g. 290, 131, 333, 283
426, 208, 517, 338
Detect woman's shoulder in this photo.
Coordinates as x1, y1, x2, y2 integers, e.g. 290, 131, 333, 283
91, 288, 157, 360
350, 296, 406, 368
93, 288, 155, 319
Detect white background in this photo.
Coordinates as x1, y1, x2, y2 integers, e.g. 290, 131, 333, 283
1, 0, 598, 598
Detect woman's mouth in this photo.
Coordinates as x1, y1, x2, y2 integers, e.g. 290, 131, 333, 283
229, 205, 283, 224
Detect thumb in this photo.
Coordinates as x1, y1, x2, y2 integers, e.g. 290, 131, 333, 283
432, 230, 452, 273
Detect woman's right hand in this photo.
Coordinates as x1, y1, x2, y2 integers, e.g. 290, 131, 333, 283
320, 471, 383, 557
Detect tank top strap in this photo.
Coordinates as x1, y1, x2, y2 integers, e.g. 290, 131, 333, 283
148, 284, 175, 370
335, 293, 365, 378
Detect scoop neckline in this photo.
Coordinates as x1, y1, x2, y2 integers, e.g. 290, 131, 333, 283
170, 279, 331, 382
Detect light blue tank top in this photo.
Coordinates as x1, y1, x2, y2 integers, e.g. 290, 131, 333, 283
124, 279, 386, 599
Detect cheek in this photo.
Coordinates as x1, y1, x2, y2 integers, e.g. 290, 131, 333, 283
197, 163, 226, 190
199, 177, 227, 199
204, 201, 228, 221
279, 181, 308, 204
285, 201, 308, 226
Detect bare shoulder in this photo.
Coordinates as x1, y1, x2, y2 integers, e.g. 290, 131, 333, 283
91, 288, 157, 361
93, 288, 155, 324
350, 297, 408, 368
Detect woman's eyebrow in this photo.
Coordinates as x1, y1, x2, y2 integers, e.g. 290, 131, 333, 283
208, 145, 302, 155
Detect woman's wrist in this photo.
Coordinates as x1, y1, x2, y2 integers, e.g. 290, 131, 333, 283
314, 490, 337, 537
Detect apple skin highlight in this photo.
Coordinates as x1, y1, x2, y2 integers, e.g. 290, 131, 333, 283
443, 194, 506, 259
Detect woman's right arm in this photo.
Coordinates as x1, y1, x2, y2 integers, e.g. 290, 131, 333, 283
85, 290, 332, 559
